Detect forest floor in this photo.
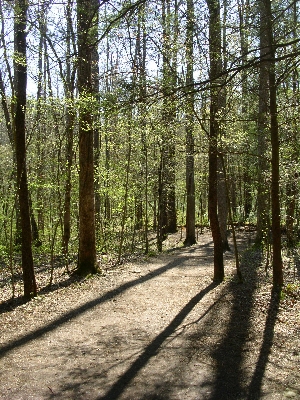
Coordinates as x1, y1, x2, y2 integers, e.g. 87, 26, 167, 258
0, 228, 300, 400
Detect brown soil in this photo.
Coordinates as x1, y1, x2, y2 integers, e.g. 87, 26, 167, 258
0, 229, 299, 400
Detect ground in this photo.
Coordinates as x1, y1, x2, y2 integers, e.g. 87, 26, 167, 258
0, 228, 299, 400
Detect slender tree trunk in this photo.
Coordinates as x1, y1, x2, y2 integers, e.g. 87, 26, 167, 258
92, 4, 100, 231
157, 0, 171, 250
62, 99, 75, 257
184, 0, 196, 246
217, 0, 229, 252
118, 117, 132, 263
285, 3, 299, 247
217, 156, 229, 251
263, 0, 283, 286
158, 0, 177, 244
134, 5, 145, 232
238, 0, 252, 221
77, 0, 97, 275
62, 0, 76, 259
157, 152, 168, 251
207, 0, 224, 281
14, 0, 37, 299
166, 0, 178, 234
138, 4, 149, 252
256, 0, 270, 244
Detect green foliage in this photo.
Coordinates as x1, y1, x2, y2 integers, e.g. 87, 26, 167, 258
284, 282, 300, 298
0, 0, 299, 284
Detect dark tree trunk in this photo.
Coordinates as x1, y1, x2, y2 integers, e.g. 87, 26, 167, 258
207, 0, 224, 281
184, 0, 196, 246
263, 0, 283, 286
238, 0, 253, 222
217, 0, 229, 252
256, 0, 270, 244
92, 9, 100, 231
285, 3, 299, 248
62, 101, 75, 256
14, 0, 37, 299
157, 154, 168, 252
62, 0, 76, 258
157, 0, 177, 246
77, 0, 97, 275
217, 157, 230, 251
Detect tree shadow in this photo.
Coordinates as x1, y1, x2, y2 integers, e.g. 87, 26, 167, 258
98, 281, 218, 400
182, 246, 262, 400
207, 246, 268, 400
247, 288, 281, 400
207, 279, 257, 399
0, 247, 202, 358
183, 245, 282, 400
0, 271, 83, 315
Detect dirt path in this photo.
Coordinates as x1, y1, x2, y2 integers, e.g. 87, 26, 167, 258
0, 231, 299, 399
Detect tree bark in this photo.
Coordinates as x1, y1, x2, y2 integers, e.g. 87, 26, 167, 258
263, 0, 283, 286
256, 0, 270, 244
14, 0, 37, 299
184, 0, 196, 246
158, 0, 177, 242
62, 0, 76, 259
77, 0, 97, 275
285, 2, 299, 248
206, 0, 224, 281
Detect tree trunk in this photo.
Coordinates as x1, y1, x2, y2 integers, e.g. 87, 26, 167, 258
14, 0, 37, 299
285, 3, 299, 248
263, 0, 283, 286
256, 0, 270, 244
92, 7, 100, 231
184, 0, 196, 246
217, 156, 230, 251
206, 0, 224, 281
238, 0, 253, 222
77, 0, 97, 275
158, 0, 177, 243
62, 0, 76, 259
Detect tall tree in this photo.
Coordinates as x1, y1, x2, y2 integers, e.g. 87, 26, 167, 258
184, 0, 196, 246
14, 0, 37, 298
62, 0, 76, 258
77, 0, 98, 275
256, 0, 270, 244
92, 1, 100, 231
238, 0, 253, 221
217, 0, 229, 252
158, 0, 178, 247
263, 0, 283, 286
206, 0, 224, 281
285, 1, 299, 247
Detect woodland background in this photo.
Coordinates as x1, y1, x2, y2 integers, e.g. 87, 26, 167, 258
0, 0, 299, 299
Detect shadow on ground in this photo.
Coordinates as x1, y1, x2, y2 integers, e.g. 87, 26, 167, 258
1, 238, 295, 400
0, 245, 203, 358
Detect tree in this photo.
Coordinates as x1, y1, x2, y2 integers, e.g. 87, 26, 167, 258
217, 0, 229, 252
206, 0, 224, 281
77, 0, 98, 275
14, 0, 37, 298
157, 0, 178, 252
285, 1, 299, 247
256, 0, 270, 244
62, 0, 76, 259
184, 0, 196, 246
263, 0, 283, 286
